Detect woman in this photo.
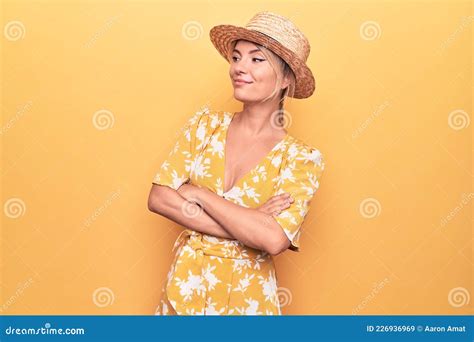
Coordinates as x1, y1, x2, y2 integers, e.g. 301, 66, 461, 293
148, 11, 325, 315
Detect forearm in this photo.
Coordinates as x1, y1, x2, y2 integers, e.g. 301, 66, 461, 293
195, 187, 277, 251
149, 185, 235, 239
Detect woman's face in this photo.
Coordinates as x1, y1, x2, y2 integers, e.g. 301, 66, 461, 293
229, 40, 279, 104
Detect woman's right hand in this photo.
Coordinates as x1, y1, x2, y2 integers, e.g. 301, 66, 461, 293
256, 193, 294, 217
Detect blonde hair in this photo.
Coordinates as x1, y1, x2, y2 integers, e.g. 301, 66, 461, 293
228, 39, 296, 112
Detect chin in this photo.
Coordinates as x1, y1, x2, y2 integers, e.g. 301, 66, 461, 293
233, 90, 261, 103
232, 91, 249, 102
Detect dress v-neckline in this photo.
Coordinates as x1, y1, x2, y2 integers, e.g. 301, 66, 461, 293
222, 111, 289, 194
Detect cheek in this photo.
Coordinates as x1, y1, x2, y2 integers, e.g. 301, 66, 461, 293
255, 70, 277, 93
255, 65, 276, 82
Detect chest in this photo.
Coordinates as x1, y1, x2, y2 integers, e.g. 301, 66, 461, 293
190, 128, 285, 205
223, 133, 281, 194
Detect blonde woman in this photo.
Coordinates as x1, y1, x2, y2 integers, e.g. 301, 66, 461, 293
148, 11, 325, 315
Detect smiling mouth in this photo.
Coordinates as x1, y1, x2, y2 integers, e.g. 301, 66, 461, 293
233, 80, 252, 85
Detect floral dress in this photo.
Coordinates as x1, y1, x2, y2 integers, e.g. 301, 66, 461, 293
152, 105, 325, 315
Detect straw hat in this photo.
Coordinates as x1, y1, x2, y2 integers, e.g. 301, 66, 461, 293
209, 11, 315, 99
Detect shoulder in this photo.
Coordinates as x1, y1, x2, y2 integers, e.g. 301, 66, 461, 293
285, 136, 325, 171
187, 105, 231, 130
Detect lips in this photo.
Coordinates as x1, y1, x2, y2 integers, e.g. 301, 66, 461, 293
233, 79, 253, 85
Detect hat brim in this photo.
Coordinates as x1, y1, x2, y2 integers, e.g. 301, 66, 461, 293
209, 24, 315, 99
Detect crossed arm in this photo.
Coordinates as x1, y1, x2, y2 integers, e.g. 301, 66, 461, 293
147, 183, 293, 255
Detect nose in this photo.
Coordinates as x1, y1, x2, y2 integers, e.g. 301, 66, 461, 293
234, 65, 247, 76
233, 55, 251, 75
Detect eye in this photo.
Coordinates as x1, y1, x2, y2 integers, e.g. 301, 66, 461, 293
231, 56, 265, 63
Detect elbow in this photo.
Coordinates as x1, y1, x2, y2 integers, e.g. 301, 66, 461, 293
147, 194, 159, 213
148, 185, 165, 213
265, 234, 291, 256
259, 215, 291, 256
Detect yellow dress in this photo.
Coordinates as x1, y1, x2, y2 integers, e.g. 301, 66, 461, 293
152, 105, 325, 315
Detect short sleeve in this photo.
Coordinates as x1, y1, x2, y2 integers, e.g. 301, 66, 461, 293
152, 106, 212, 190
272, 147, 325, 252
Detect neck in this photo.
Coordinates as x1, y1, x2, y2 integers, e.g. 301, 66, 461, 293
237, 101, 284, 137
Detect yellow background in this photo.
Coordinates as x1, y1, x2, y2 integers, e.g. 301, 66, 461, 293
1, 0, 472, 315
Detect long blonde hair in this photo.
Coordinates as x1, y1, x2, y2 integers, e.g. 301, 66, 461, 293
228, 39, 296, 112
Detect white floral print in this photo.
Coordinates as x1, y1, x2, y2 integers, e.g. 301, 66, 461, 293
153, 105, 325, 315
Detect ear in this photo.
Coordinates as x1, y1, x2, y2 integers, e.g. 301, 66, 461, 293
281, 74, 291, 90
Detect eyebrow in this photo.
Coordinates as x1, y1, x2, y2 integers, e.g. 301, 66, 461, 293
232, 48, 263, 55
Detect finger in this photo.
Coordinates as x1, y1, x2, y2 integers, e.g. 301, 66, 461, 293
272, 209, 285, 217
274, 193, 291, 200
267, 201, 292, 214
276, 193, 294, 203
269, 193, 290, 201
273, 200, 293, 215
259, 202, 286, 215
264, 196, 283, 205
270, 196, 294, 209
266, 194, 293, 207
